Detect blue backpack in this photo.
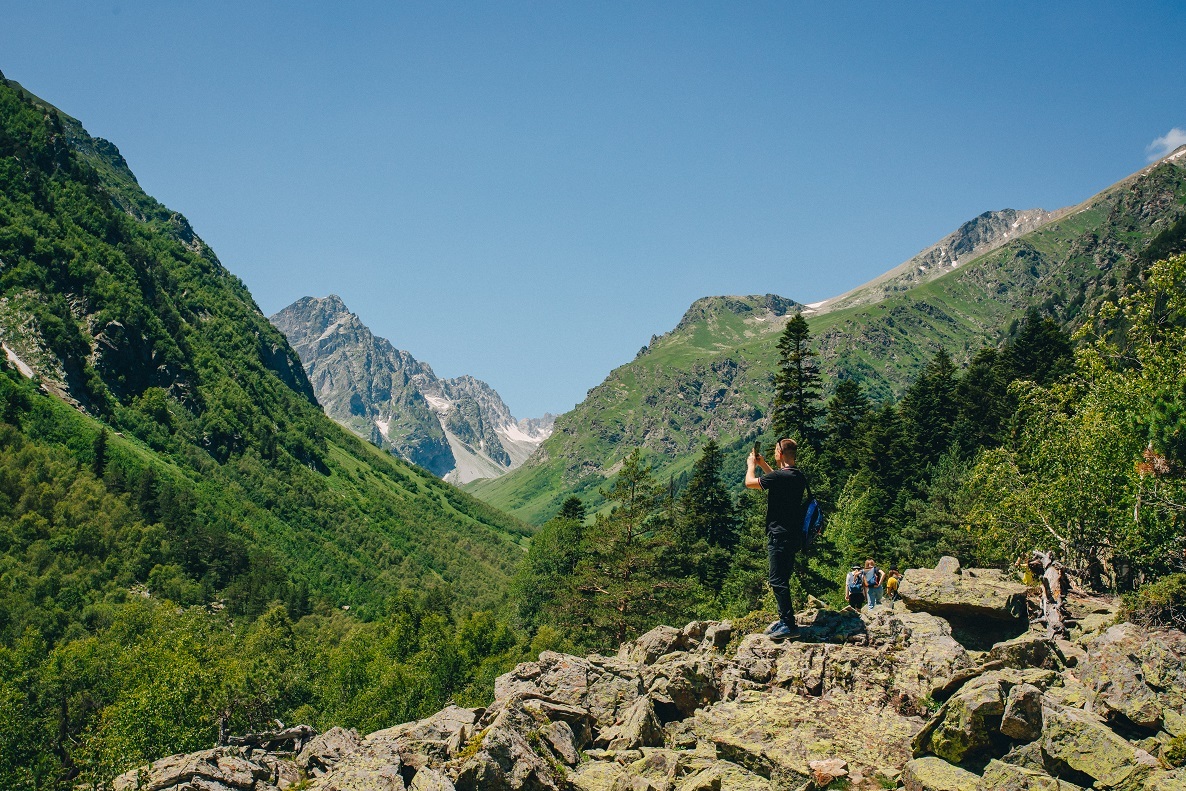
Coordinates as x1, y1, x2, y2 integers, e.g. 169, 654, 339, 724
802, 477, 824, 548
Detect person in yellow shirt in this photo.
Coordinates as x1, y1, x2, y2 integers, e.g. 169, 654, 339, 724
884, 568, 902, 601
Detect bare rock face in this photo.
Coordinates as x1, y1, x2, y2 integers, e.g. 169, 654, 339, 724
112, 558, 1186, 791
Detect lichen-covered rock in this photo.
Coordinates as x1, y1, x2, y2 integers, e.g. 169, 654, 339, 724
1040, 704, 1159, 790
986, 635, 1064, 671
112, 748, 282, 791
981, 759, 1084, 791
450, 721, 562, 791
866, 609, 976, 700
409, 768, 456, 791
642, 652, 725, 721
599, 696, 664, 751
1081, 623, 1186, 732
540, 720, 580, 765
1000, 683, 1044, 741
569, 761, 633, 791
900, 757, 979, 791
703, 621, 731, 650
675, 760, 773, 790
692, 686, 917, 786
899, 561, 1028, 622
298, 727, 362, 775
306, 737, 405, 791
914, 668, 1057, 763
619, 625, 690, 665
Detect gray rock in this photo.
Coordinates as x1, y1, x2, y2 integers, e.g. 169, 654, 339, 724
899, 563, 1028, 622
600, 696, 664, 751
619, 625, 689, 665
1040, 704, 1160, 790
935, 557, 961, 575
900, 757, 979, 791
1081, 623, 1186, 731
981, 759, 1084, 791
298, 727, 362, 774
1000, 683, 1043, 741
409, 769, 456, 791
112, 748, 279, 791
702, 621, 732, 650
540, 720, 580, 765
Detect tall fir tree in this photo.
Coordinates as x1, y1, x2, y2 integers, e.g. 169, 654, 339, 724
900, 349, 960, 465
569, 450, 689, 646
821, 379, 872, 485
772, 313, 824, 448
1006, 308, 1074, 386
679, 440, 737, 550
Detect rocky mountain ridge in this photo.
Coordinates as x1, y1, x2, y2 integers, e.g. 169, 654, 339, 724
467, 150, 1186, 523
113, 556, 1186, 791
811, 208, 1062, 314
271, 295, 553, 482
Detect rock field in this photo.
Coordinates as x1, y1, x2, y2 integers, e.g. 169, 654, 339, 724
113, 558, 1186, 791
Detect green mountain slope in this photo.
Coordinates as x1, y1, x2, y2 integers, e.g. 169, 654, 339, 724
0, 72, 529, 623
466, 151, 1186, 523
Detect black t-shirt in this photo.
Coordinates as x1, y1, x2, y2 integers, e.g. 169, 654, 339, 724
759, 466, 807, 543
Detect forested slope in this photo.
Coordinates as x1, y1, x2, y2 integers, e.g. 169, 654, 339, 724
0, 72, 537, 788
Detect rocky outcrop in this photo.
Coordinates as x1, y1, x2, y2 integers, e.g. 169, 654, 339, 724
898, 557, 1029, 623
271, 295, 553, 482
115, 565, 1186, 791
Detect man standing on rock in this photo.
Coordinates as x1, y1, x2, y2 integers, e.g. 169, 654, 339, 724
746, 437, 807, 640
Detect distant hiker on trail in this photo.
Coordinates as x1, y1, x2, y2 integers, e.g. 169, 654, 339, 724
845, 565, 865, 610
884, 568, 902, 601
862, 558, 885, 610
746, 437, 807, 640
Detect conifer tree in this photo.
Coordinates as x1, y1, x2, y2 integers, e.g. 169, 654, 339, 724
900, 349, 959, 464
679, 440, 737, 550
772, 313, 824, 448
92, 427, 108, 478
570, 450, 689, 645
822, 379, 871, 483
1006, 308, 1074, 386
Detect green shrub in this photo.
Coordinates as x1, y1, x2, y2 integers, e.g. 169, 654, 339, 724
1122, 573, 1186, 630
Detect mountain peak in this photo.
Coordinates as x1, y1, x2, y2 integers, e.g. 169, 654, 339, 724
674, 294, 799, 333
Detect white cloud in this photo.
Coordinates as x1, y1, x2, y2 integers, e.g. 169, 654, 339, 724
1146, 127, 1186, 161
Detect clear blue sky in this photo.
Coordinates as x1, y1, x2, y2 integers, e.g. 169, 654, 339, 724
3, 2, 1184, 418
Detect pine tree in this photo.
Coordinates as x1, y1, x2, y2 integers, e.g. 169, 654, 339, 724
556, 496, 587, 523
679, 440, 737, 550
772, 313, 824, 448
570, 450, 689, 646
1006, 308, 1074, 386
900, 349, 960, 465
822, 379, 871, 484
91, 427, 108, 478
951, 347, 1011, 453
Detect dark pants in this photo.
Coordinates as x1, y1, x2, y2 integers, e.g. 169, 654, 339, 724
767, 533, 799, 624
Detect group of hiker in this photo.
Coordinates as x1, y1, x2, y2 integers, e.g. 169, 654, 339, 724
844, 561, 902, 610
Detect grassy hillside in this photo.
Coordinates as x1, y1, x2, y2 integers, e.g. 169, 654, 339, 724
467, 151, 1186, 523
0, 72, 529, 622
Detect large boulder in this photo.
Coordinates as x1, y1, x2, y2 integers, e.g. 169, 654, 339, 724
900, 757, 979, 791
899, 559, 1028, 622
1038, 704, 1160, 791
112, 748, 291, 791
692, 686, 918, 787
913, 668, 1057, 763
597, 695, 664, 751
298, 726, 363, 775
981, 759, 1084, 791
1080, 623, 1186, 732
